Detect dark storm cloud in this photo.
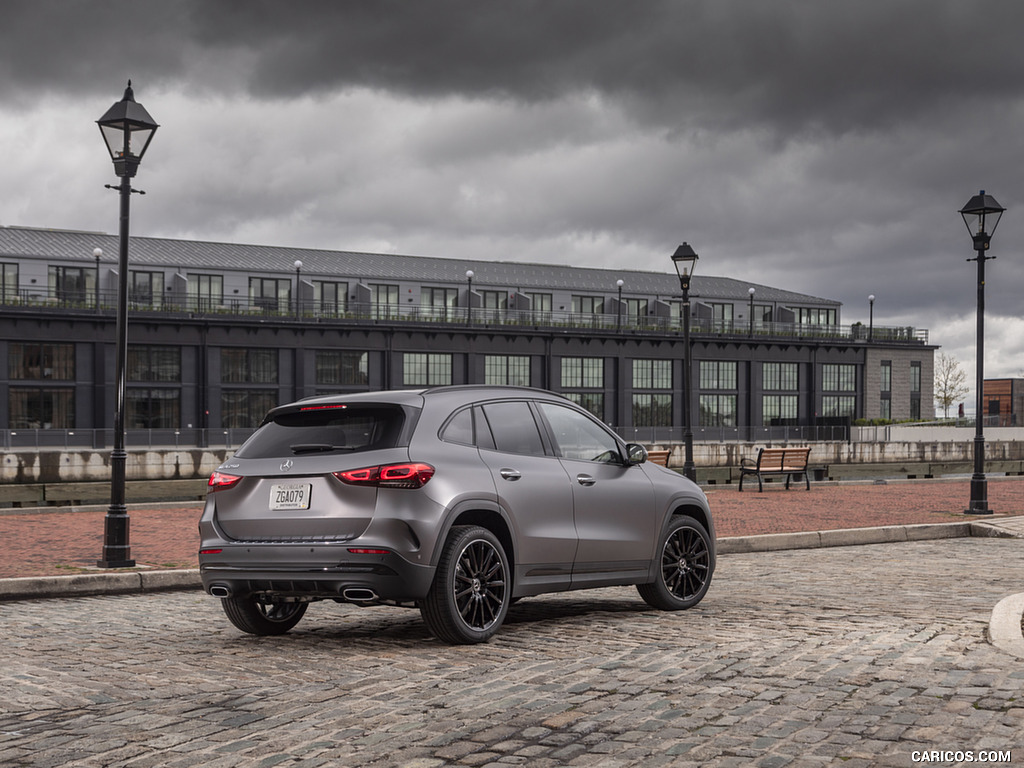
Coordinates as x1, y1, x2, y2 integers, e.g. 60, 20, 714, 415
6, 0, 1024, 136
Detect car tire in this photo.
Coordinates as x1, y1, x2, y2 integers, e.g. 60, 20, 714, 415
420, 525, 511, 644
637, 515, 714, 611
220, 595, 308, 635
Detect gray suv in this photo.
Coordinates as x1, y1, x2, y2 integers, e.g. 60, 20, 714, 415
199, 385, 715, 644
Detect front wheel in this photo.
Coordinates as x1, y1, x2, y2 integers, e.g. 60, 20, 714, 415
220, 595, 308, 635
420, 525, 511, 644
637, 515, 714, 611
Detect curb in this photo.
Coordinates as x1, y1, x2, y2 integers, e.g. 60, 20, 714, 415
0, 568, 200, 601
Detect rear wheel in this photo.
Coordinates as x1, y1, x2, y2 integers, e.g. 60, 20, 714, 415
637, 515, 713, 610
421, 525, 511, 644
220, 595, 308, 635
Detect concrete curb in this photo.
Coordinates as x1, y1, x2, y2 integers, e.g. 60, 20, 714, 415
716, 521, 974, 555
989, 593, 1024, 659
0, 568, 200, 601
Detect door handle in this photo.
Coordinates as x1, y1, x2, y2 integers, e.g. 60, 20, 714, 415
576, 474, 596, 486
499, 468, 522, 481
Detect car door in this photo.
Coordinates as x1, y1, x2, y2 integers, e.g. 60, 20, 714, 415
535, 401, 657, 587
475, 401, 577, 594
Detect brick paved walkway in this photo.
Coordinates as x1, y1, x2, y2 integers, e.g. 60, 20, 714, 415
0, 476, 1021, 579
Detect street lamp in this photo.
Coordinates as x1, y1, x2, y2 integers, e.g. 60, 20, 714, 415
959, 190, 1005, 515
96, 81, 158, 568
465, 270, 474, 325
294, 259, 303, 318
748, 287, 755, 336
868, 295, 875, 341
671, 243, 699, 482
616, 279, 624, 330
94, 248, 103, 311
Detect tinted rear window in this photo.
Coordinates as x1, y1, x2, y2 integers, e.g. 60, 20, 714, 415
234, 404, 410, 458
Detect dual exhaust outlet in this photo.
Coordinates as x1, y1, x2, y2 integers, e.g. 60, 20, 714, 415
207, 584, 379, 603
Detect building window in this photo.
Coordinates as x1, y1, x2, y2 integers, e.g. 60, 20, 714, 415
188, 273, 223, 311
221, 390, 277, 429
526, 292, 552, 312
222, 348, 278, 384
880, 361, 892, 422
633, 359, 672, 390
480, 291, 506, 311
421, 287, 458, 319
49, 265, 94, 305
313, 281, 348, 316
250, 277, 291, 312
572, 295, 604, 315
632, 394, 672, 427
763, 362, 798, 391
403, 353, 452, 386
316, 351, 368, 387
1, 262, 18, 302
910, 361, 922, 420
822, 396, 856, 419
485, 355, 530, 386
370, 283, 399, 319
699, 395, 736, 427
763, 395, 799, 425
795, 307, 837, 326
128, 346, 181, 382
9, 343, 75, 380
562, 357, 603, 389
624, 298, 649, 321
707, 303, 734, 329
700, 361, 737, 391
822, 364, 856, 392
129, 270, 164, 308
126, 389, 180, 428
9, 388, 74, 428
563, 392, 604, 420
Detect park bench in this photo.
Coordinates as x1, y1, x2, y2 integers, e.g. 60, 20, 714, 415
646, 449, 670, 467
739, 446, 812, 492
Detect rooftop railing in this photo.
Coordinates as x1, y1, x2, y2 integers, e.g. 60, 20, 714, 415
2, 288, 929, 345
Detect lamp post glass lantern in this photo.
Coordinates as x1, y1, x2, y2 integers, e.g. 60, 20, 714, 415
671, 243, 699, 482
96, 82, 158, 568
959, 190, 1005, 516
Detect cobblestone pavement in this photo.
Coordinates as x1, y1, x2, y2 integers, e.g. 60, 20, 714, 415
2, 537, 1022, 767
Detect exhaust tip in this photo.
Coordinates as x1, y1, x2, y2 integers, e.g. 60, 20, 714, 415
209, 585, 232, 598
342, 587, 378, 602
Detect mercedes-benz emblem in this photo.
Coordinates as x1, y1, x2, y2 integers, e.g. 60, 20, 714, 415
280, 459, 293, 472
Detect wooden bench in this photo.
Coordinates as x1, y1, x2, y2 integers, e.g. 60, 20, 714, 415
646, 449, 670, 467
739, 447, 812, 492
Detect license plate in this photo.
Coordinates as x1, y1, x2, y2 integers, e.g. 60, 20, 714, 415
270, 483, 311, 510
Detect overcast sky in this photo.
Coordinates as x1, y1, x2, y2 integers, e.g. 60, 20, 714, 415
2, 1, 1022, 401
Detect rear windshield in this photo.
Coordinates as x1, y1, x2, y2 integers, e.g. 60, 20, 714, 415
234, 404, 411, 459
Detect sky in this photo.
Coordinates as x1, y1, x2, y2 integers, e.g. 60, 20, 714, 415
1, 0, 1023, 406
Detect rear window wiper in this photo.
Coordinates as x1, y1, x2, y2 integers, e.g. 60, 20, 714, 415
289, 443, 356, 454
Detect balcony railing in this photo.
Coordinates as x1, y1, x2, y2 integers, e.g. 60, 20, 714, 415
2, 288, 929, 345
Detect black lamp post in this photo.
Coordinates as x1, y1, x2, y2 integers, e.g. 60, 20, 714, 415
465, 270, 474, 325
671, 243, 699, 482
748, 287, 755, 336
616, 279, 624, 330
868, 295, 875, 341
94, 248, 103, 311
959, 190, 1005, 516
293, 259, 303, 319
96, 81, 158, 568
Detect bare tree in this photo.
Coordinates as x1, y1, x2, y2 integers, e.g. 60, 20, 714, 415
934, 352, 969, 419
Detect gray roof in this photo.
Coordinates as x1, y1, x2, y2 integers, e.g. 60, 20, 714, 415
0, 225, 840, 306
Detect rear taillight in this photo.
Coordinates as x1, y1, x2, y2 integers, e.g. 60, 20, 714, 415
208, 471, 243, 491
333, 462, 435, 489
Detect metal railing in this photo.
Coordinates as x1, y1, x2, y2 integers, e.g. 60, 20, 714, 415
2, 288, 929, 345
1, 428, 256, 451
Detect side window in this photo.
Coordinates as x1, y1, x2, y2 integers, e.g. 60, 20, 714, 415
480, 402, 545, 455
439, 407, 474, 445
538, 403, 621, 463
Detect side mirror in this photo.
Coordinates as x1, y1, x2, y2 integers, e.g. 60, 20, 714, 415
625, 443, 648, 465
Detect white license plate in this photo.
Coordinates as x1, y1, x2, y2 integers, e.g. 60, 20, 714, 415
270, 483, 311, 511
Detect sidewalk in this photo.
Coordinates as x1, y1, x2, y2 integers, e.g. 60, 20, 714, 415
0, 476, 1022, 596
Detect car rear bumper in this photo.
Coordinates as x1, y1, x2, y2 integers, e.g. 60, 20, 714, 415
199, 544, 435, 603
